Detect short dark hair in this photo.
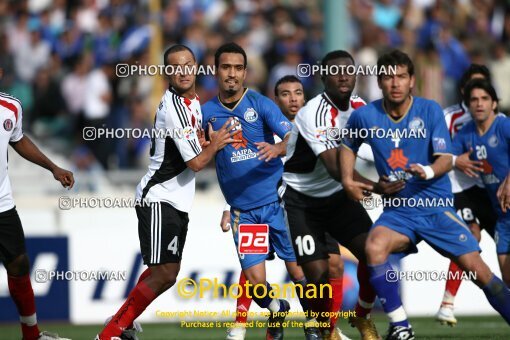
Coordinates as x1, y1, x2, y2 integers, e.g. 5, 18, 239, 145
214, 42, 247, 69
377, 50, 414, 80
459, 64, 491, 91
274, 75, 303, 96
321, 50, 355, 68
163, 44, 195, 67
463, 78, 499, 107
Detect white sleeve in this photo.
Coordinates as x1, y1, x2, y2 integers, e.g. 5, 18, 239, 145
10, 100, 23, 143
295, 107, 339, 156
357, 143, 374, 162
165, 102, 202, 162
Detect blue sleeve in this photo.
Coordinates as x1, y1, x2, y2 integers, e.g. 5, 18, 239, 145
451, 131, 466, 156
260, 96, 292, 139
429, 101, 453, 155
500, 118, 510, 167
342, 109, 364, 153
200, 105, 208, 129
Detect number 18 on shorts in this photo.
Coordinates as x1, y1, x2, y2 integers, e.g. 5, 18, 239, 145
238, 224, 269, 254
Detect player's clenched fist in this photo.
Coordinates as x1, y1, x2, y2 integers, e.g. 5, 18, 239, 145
53, 167, 75, 189
220, 210, 231, 232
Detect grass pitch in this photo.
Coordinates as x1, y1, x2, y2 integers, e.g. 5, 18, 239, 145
1, 315, 508, 339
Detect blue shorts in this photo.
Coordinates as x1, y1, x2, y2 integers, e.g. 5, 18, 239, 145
231, 201, 296, 269
495, 219, 510, 255
373, 208, 480, 258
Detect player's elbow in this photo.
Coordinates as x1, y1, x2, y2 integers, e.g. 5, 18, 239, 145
186, 158, 205, 172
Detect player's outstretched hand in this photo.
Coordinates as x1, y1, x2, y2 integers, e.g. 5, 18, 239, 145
406, 163, 429, 179
208, 118, 242, 151
373, 176, 405, 195
53, 167, 74, 189
497, 174, 510, 213
220, 210, 231, 232
197, 128, 210, 148
343, 179, 373, 201
455, 148, 483, 178
255, 142, 282, 162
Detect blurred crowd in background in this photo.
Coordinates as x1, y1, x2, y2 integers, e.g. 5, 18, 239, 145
0, 0, 510, 174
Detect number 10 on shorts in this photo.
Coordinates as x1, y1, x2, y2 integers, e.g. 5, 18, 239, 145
238, 224, 269, 254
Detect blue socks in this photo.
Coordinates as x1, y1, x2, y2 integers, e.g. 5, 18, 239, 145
482, 275, 510, 325
369, 261, 409, 328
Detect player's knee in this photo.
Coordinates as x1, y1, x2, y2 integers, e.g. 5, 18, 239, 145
328, 257, 343, 278
5, 254, 29, 276
152, 264, 179, 287
468, 224, 482, 242
365, 237, 388, 264
458, 254, 492, 286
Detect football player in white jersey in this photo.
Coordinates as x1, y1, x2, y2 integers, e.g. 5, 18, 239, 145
0, 68, 74, 340
280, 51, 395, 340
98, 45, 238, 340
436, 64, 500, 326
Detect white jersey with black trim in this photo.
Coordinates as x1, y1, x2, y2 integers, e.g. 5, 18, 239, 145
135, 88, 202, 213
0, 92, 23, 213
282, 93, 366, 198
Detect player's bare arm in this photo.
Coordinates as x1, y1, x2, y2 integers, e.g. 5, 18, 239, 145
406, 154, 453, 180
186, 118, 241, 172
497, 172, 510, 213
255, 133, 290, 162
10, 136, 74, 189
340, 144, 373, 200
454, 147, 484, 178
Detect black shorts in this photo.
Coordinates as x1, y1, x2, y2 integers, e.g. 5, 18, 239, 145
325, 233, 341, 255
136, 202, 189, 265
282, 185, 371, 265
0, 207, 26, 264
454, 186, 496, 237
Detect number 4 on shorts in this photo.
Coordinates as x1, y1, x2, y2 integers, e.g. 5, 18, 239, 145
168, 236, 179, 255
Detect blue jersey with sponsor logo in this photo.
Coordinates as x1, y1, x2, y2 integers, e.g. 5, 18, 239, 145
452, 116, 510, 219
202, 89, 292, 210
343, 96, 454, 215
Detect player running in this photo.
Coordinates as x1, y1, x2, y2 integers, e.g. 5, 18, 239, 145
340, 50, 510, 340
436, 65, 499, 326
97, 45, 238, 339
280, 50, 384, 340
202, 43, 305, 340
0, 68, 74, 340
222, 75, 348, 340
453, 78, 510, 288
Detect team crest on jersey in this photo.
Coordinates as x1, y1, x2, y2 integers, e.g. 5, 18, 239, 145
183, 126, 196, 140
280, 121, 291, 132
315, 127, 328, 142
488, 135, 498, 147
433, 137, 447, 151
244, 108, 258, 123
3, 119, 13, 131
408, 117, 424, 132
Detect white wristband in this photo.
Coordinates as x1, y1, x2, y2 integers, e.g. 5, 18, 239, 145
418, 164, 435, 180
223, 203, 231, 212
452, 155, 457, 168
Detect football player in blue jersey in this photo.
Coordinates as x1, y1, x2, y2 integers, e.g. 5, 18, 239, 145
340, 50, 510, 339
202, 43, 309, 340
453, 78, 510, 286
